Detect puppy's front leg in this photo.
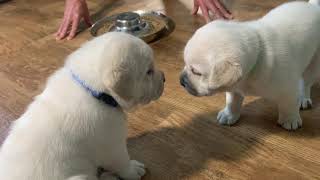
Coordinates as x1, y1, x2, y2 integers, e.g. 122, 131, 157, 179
277, 95, 302, 130
217, 91, 244, 125
108, 142, 145, 180
299, 79, 312, 110
100, 172, 119, 180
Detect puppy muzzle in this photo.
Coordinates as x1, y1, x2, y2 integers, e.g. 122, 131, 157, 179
179, 73, 198, 96
180, 74, 187, 87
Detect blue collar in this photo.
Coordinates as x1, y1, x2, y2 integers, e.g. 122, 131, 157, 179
70, 70, 119, 108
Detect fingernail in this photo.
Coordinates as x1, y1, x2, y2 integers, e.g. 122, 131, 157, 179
67, 35, 74, 40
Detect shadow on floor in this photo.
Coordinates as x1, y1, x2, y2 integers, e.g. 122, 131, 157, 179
128, 85, 320, 180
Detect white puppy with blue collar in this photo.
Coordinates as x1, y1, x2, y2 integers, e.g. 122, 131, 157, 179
180, 0, 320, 130
0, 32, 165, 180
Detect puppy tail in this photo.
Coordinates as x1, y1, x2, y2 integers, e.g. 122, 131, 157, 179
309, 0, 320, 6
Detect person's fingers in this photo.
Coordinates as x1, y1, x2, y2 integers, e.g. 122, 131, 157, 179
56, 1, 71, 36
198, 0, 211, 23
58, 17, 72, 40
56, 17, 70, 39
83, 11, 92, 26
56, 0, 92, 40
55, 5, 71, 37
67, 15, 80, 40
55, 20, 65, 37
82, 1, 92, 26
192, 0, 200, 15
212, 0, 233, 19
206, 0, 224, 19
56, 6, 73, 39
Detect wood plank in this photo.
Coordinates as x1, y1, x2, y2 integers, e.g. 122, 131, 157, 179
0, 0, 319, 179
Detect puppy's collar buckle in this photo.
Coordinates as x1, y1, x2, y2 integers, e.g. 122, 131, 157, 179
69, 70, 119, 108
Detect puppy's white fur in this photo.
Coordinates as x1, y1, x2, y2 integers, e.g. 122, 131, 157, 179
0, 32, 165, 180
181, 0, 320, 130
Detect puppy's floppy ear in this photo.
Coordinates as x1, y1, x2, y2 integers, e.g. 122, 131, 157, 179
103, 69, 135, 102
209, 60, 243, 89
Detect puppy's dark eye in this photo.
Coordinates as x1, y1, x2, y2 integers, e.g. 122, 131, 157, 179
191, 67, 202, 76
147, 69, 154, 75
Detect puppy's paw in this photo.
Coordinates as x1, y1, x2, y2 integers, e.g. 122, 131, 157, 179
217, 108, 240, 126
278, 116, 302, 130
299, 98, 312, 110
119, 160, 145, 180
100, 173, 119, 180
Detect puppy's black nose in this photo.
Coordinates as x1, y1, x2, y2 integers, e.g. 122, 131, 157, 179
180, 75, 186, 87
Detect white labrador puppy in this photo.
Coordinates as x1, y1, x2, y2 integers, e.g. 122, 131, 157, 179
0, 32, 165, 180
180, 0, 320, 130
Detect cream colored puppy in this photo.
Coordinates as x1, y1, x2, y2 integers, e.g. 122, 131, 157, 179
180, 0, 320, 130
0, 32, 165, 180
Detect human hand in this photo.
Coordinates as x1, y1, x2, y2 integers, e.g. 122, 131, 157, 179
192, 0, 233, 23
56, 0, 92, 40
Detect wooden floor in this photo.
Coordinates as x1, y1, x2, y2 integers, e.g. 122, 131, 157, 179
1, 0, 320, 179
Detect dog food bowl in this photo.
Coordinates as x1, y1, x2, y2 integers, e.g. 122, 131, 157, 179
90, 11, 175, 43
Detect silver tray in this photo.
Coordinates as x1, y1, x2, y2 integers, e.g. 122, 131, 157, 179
90, 10, 175, 43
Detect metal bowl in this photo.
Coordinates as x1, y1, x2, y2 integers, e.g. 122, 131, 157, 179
90, 11, 175, 43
